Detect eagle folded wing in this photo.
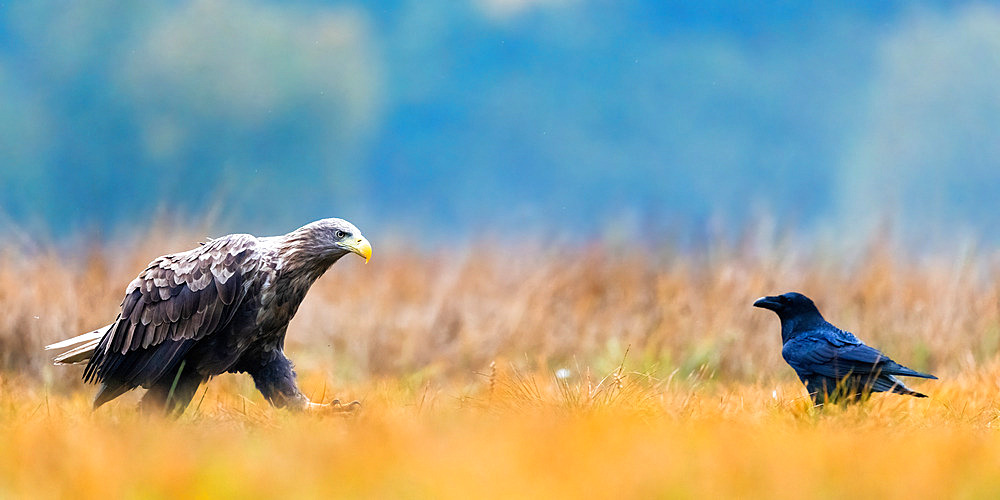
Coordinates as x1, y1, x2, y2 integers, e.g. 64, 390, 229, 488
84, 234, 264, 386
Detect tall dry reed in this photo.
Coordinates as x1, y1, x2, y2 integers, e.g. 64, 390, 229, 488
1, 225, 996, 387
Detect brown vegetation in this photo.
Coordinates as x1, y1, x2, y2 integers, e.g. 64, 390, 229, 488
1, 227, 998, 497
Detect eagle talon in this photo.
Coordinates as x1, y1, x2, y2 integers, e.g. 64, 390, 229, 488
330, 399, 362, 412
305, 399, 361, 413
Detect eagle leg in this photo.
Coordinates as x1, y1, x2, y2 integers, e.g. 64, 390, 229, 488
140, 363, 204, 416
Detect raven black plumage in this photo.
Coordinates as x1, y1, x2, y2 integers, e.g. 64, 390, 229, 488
753, 292, 937, 405
45, 218, 372, 415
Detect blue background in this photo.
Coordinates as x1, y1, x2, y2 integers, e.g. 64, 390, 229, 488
1, 1, 998, 244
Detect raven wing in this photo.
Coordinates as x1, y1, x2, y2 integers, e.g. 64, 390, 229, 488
784, 332, 934, 380
84, 234, 266, 405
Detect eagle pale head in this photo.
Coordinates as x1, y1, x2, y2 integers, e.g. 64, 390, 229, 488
296, 218, 372, 263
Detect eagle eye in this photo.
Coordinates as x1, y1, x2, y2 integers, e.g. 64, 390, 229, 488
335, 230, 348, 239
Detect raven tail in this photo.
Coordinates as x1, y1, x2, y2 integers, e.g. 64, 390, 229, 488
888, 363, 937, 380
891, 385, 928, 398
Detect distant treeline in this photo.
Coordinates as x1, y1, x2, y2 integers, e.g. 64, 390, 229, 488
1, 1, 998, 240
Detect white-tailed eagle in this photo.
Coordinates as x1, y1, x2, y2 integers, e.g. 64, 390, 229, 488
45, 218, 372, 415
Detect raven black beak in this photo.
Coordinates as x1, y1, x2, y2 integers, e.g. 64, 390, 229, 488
753, 296, 780, 311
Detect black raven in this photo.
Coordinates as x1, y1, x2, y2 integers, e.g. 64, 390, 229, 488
753, 292, 937, 405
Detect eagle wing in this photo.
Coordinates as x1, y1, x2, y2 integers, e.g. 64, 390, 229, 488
84, 234, 266, 394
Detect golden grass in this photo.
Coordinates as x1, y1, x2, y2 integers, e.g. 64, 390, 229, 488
2, 226, 1000, 498
1, 366, 998, 499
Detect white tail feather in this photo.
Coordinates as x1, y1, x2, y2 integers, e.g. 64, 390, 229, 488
53, 339, 102, 365
45, 327, 108, 351
46, 326, 111, 365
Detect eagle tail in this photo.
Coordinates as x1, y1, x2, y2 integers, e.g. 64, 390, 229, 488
46, 326, 111, 365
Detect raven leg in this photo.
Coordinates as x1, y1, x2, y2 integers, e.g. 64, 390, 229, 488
804, 376, 874, 406
803, 376, 830, 405
140, 362, 204, 416
241, 350, 358, 412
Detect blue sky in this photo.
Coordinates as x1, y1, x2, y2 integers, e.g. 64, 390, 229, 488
1, 1, 997, 244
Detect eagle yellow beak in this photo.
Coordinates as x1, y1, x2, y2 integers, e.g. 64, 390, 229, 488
346, 236, 372, 263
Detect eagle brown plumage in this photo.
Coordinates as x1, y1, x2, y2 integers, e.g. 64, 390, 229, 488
45, 218, 372, 415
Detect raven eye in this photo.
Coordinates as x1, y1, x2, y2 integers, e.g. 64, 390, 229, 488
335, 230, 347, 239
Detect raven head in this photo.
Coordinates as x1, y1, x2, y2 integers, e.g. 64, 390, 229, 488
753, 292, 821, 320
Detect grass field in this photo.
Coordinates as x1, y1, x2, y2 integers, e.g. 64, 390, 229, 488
2, 227, 1000, 498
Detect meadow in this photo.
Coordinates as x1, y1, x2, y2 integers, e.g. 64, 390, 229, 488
2, 225, 1000, 498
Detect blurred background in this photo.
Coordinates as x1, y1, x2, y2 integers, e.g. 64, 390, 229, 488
1, 0, 999, 245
